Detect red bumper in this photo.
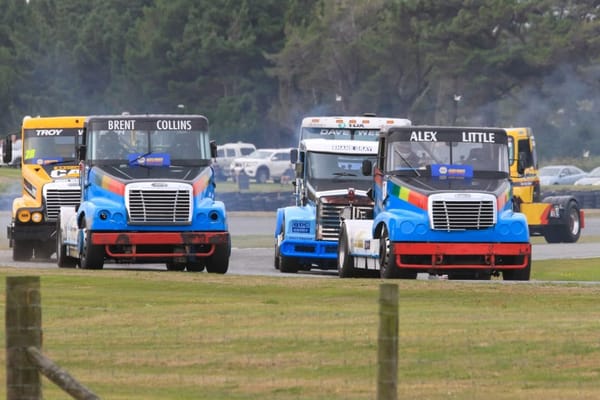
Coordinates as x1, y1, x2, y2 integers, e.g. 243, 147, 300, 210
391, 242, 531, 270
91, 231, 230, 259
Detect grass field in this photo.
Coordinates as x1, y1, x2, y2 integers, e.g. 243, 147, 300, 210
2, 168, 600, 399
2, 261, 600, 400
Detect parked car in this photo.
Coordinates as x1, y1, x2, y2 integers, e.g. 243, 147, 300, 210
539, 165, 587, 186
574, 166, 600, 186
214, 142, 256, 181
230, 148, 294, 183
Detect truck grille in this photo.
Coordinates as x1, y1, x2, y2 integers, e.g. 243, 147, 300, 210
45, 189, 81, 221
430, 194, 496, 231
126, 183, 192, 224
318, 203, 372, 241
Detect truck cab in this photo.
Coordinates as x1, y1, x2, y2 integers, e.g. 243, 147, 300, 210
57, 114, 230, 272
339, 126, 532, 280
506, 127, 583, 243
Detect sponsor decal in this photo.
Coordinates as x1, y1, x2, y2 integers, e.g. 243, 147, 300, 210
291, 221, 311, 234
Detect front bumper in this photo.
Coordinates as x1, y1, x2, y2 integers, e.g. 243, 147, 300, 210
279, 238, 338, 260
91, 231, 230, 259
391, 242, 531, 271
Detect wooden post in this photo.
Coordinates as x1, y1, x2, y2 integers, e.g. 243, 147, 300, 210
377, 283, 398, 400
6, 276, 42, 400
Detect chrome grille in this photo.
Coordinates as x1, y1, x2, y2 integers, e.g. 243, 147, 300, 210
126, 183, 192, 224
430, 198, 495, 231
318, 203, 372, 241
45, 189, 81, 221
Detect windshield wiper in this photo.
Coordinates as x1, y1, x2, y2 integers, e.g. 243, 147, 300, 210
332, 172, 357, 177
44, 158, 77, 165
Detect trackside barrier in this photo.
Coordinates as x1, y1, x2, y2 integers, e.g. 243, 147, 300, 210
377, 283, 399, 400
5, 276, 100, 400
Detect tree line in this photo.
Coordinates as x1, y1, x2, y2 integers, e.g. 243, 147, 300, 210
1, 0, 599, 160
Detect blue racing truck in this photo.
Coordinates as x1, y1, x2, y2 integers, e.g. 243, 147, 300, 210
57, 114, 230, 272
274, 115, 410, 273
338, 125, 532, 280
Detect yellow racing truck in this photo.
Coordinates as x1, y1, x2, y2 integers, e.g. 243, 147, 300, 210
507, 127, 583, 243
3, 116, 85, 260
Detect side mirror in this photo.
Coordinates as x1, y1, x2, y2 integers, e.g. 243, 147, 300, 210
362, 160, 373, 176
77, 144, 86, 161
210, 140, 217, 158
295, 161, 304, 178
2, 135, 13, 164
290, 149, 298, 164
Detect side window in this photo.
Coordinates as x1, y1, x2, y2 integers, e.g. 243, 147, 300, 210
241, 147, 254, 156
226, 148, 235, 157
217, 149, 224, 157
275, 151, 290, 161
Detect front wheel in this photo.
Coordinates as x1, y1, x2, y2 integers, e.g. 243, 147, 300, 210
205, 237, 231, 274
56, 223, 77, 268
79, 228, 104, 270
338, 226, 355, 278
13, 239, 34, 261
255, 167, 269, 184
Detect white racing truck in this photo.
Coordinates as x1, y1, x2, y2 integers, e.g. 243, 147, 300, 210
274, 115, 411, 273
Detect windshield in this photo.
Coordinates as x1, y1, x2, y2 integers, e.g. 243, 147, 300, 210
386, 140, 509, 173
306, 151, 375, 191
301, 127, 380, 142
23, 128, 81, 164
87, 117, 210, 165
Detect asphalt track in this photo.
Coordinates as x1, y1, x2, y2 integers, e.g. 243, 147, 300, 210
1, 212, 599, 277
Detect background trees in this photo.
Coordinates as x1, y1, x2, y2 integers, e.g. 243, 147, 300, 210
1, 0, 599, 161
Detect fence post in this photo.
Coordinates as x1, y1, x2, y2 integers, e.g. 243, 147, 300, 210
6, 276, 42, 400
377, 283, 398, 400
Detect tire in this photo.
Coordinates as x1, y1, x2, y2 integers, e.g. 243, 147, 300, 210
13, 239, 34, 261
542, 200, 581, 243
503, 259, 531, 281
256, 167, 269, 184
379, 226, 416, 279
186, 245, 207, 272
379, 226, 399, 279
338, 226, 355, 278
274, 222, 283, 269
56, 224, 77, 268
166, 262, 186, 271
205, 237, 230, 274
559, 200, 581, 243
79, 227, 104, 270
279, 254, 299, 273
35, 241, 55, 260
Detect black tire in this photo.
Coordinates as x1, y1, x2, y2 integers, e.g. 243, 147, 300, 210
274, 223, 283, 269
186, 245, 207, 272
279, 254, 299, 273
35, 240, 55, 260
186, 262, 205, 272
338, 226, 355, 278
379, 226, 400, 279
256, 167, 269, 184
559, 200, 581, 243
79, 228, 104, 270
166, 262, 186, 271
379, 226, 416, 279
56, 224, 77, 268
503, 259, 531, 281
13, 239, 34, 261
205, 237, 230, 274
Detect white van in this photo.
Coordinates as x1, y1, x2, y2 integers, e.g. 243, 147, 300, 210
214, 142, 256, 180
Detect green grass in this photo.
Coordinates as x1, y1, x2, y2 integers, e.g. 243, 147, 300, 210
2, 263, 600, 399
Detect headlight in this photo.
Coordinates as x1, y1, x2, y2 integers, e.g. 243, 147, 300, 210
17, 210, 31, 223
31, 212, 43, 223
